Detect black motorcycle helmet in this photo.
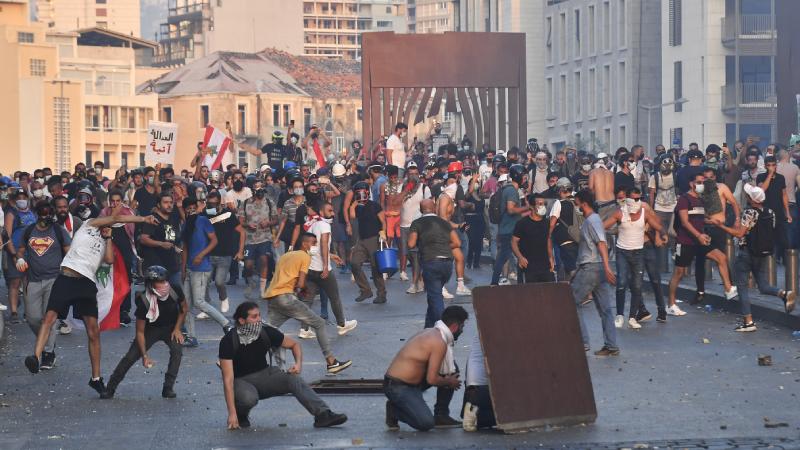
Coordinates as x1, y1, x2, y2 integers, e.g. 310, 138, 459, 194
509, 164, 527, 184
144, 265, 168, 283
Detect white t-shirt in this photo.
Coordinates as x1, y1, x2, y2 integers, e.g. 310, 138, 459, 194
549, 198, 562, 219
648, 173, 677, 213
61, 219, 107, 283
400, 184, 431, 228
531, 168, 549, 194
225, 187, 252, 208
386, 134, 406, 168
308, 219, 332, 272
778, 161, 799, 204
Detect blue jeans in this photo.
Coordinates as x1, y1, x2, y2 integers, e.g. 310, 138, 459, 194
384, 378, 454, 431
789, 204, 800, 250
570, 263, 618, 350
422, 259, 453, 328
490, 234, 513, 285
615, 248, 644, 318
184, 270, 229, 338
643, 243, 666, 312
734, 250, 781, 316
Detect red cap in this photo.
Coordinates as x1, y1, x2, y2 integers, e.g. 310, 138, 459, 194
447, 161, 464, 173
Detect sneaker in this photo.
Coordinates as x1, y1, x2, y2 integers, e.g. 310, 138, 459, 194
386, 401, 399, 430
40, 351, 56, 370
9, 312, 21, 324
783, 290, 796, 314
119, 313, 131, 327
354, 292, 373, 303
508, 271, 517, 281
58, 320, 72, 335
656, 309, 667, 323
614, 315, 624, 328
162, 386, 177, 398
498, 277, 510, 285
372, 296, 387, 304
100, 388, 115, 399
298, 328, 317, 340
238, 414, 251, 428
0, 303, 6, 311
183, 336, 199, 348
326, 359, 352, 375
725, 286, 739, 300
456, 283, 472, 296
442, 287, 454, 299
196, 312, 209, 320
667, 305, 686, 316
382, 273, 388, 280
88, 377, 106, 395
636, 308, 652, 322
735, 321, 757, 332
583, 343, 590, 352
406, 284, 419, 294
690, 292, 705, 305
337, 320, 358, 336
434, 415, 462, 428
628, 317, 642, 330
314, 410, 348, 428
463, 402, 478, 432
24, 355, 40, 374
399, 271, 409, 281
593, 346, 620, 357
220, 298, 230, 313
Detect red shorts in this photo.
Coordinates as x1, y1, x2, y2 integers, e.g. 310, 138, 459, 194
386, 213, 401, 239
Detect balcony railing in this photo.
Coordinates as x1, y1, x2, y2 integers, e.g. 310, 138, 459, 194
84, 80, 131, 97
722, 14, 775, 43
721, 82, 776, 110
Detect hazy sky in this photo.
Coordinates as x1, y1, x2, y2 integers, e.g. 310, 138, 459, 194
140, 0, 167, 42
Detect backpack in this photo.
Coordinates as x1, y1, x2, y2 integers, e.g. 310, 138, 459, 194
489, 184, 514, 225
557, 199, 584, 243
22, 223, 68, 258
746, 208, 776, 256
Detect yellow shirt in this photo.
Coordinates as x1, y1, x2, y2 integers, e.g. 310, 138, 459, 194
264, 250, 311, 299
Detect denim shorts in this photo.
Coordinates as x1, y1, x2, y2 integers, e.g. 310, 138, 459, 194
244, 241, 273, 260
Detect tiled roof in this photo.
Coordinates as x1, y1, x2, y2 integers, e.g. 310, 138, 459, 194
138, 48, 360, 99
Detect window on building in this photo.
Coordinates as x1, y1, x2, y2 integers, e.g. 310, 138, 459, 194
97, 21, 108, 28
546, 77, 554, 117
96, 8, 107, 16
200, 105, 209, 127
618, 0, 627, 47
669, 0, 682, 46
273, 104, 280, 127
588, 5, 596, 54
574, 9, 581, 58
619, 125, 627, 147
545, 16, 553, 64
86, 151, 93, 166
103, 151, 110, 167
559, 13, 566, 62
30, 59, 46, 76
18, 32, 34, 43
674, 61, 683, 112
604, 128, 612, 149
357, 109, 363, 121
96, 0, 107, 3
139, 153, 146, 167
162, 106, 172, 122
602, 65, 611, 113
283, 104, 290, 127
139, 108, 152, 130
590, 130, 597, 150
237, 104, 247, 134
376, 21, 392, 28
670, 127, 683, 147
85, 106, 100, 130
121, 107, 135, 132
560, 74, 567, 122
602, 1, 610, 51
102, 105, 117, 131
588, 67, 596, 117
304, 107, 312, 134
574, 71, 582, 120
54, 97, 71, 172
618, 61, 627, 113
121, 152, 128, 167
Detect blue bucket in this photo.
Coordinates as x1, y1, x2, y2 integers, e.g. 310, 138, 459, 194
375, 241, 399, 275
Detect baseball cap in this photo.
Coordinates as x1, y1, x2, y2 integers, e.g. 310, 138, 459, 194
687, 149, 704, 160
597, 152, 608, 159
498, 174, 509, 182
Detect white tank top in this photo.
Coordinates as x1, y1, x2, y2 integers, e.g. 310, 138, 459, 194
616, 208, 646, 250
61, 220, 107, 283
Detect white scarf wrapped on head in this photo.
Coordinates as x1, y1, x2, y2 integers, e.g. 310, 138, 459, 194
434, 320, 456, 375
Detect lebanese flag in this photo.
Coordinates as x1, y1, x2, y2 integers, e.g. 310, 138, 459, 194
202, 125, 233, 170
67, 242, 130, 332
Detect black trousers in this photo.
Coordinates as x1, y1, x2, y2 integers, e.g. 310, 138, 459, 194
107, 325, 182, 392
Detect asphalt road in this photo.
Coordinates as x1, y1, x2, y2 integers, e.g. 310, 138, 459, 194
1, 267, 800, 449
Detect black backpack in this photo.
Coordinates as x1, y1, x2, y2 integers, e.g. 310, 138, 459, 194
489, 184, 514, 225
746, 208, 776, 256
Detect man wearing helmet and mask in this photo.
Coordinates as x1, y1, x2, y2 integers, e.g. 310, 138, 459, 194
101, 265, 188, 399
549, 178, 581, 279
240, 131, 288, 170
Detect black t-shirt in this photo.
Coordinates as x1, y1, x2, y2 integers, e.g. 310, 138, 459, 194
208, 209, 241, 256
512, 217, 550, 272
409, 215, 453, 262
261, 143, 287, 168
134, 287, 185, 328
614, 171, 635, 193
552, 199, 574, 245
140, 212, 181, 272
134, 187, 158, 215
756, 173, 787, 218
218, 325, 285, 378
356, 201, 383, 239
277, 189, 292, 209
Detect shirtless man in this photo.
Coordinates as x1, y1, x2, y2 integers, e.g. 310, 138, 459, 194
436, 176, 471, 296
691, 166, 741, 305
384, 305, 467, 431
589, 152, 617, 244
380, 165, 405, 269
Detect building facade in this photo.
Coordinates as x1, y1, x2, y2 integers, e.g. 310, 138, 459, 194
662, 0, 778, 150
154, 0, 304, 67
542, 0, 662, 155
408, 0, 460, 33
35, 0, 141, 37
303, 0, 406, 59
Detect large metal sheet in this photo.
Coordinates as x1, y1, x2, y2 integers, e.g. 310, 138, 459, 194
472, 283, 597, 432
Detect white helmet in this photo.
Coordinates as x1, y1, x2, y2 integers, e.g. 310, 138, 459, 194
332, 163, 346, 177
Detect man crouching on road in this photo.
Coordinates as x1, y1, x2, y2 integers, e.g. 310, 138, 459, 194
383, 305, 467, 431
219, 301, 348, 430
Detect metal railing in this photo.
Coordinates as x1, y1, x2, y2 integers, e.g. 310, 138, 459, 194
721, 82, 776, 110
721, 14, 775, 43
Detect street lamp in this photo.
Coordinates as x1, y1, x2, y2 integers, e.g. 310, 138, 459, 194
638, 98, 689, 156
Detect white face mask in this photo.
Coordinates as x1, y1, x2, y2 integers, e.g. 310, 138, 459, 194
625, 198, 642, 214
33, 189, 45, 199
535, 205, 547, 217
694, 184, 705, 194
581, 164, 592, 172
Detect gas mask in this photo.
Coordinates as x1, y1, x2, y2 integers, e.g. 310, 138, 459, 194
76, 204, 91, 220
581, 164, 592, 172
233, 180, 244, 192
705, 156, 719, 170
